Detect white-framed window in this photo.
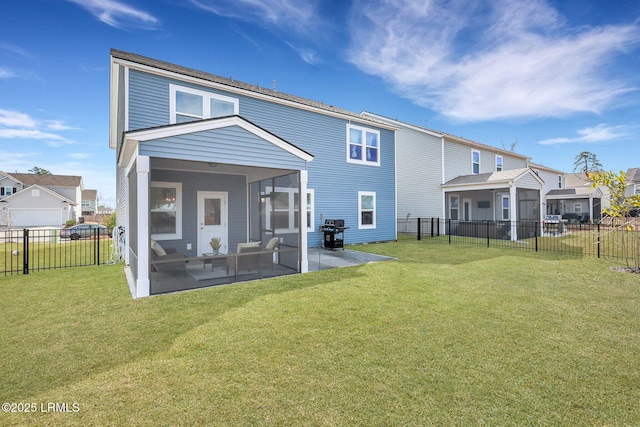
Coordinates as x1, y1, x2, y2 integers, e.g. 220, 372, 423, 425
4, 186, 13, 196
495, 155, 503, 172
358, 191, 376, 229
502, 196, 510, 220
265, 187, 314, 233
150, 181, 182, 240
347, 124, 380, 166
31, 189, 40, 197
635, 184, 640, 195
574, 203, 582, 213
449, 194, 459, 220
558, 175, 563, 189
472, 150, 480, 174
169, 84, 239, 124
305, 189, 315, 232
82, 200, 91, 208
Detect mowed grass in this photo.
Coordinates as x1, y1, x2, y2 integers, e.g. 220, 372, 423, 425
1, 240, 639, 426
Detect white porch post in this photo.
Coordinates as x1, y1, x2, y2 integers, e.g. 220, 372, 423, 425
510, 184, 517, 241
136, 155, 150, 298
589, 195, 594, 223
539, 188, 544, 237
300, 170, 309, 273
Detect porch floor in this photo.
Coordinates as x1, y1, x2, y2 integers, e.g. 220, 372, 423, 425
150, 247, 395, 295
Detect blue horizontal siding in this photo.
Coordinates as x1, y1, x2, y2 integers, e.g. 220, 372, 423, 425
139, 126, 308, 170
127, 68, 396, 245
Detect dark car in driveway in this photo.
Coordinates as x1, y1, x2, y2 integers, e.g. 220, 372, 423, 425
59, 224, 110, 240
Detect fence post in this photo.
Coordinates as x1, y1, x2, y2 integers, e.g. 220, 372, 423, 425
535, 221, 538, 252
417, 217, 421, 241
486, 221, 490, 247
448, 219, 451, 244
597, 223, 600, 258
23, 228, 29, 275
437, 218, 440, 236
95, 228, 100, 265
431, 217, 434, 237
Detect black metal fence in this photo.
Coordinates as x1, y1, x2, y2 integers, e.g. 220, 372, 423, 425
399, 217, 640, 262
1, 228, 117, 276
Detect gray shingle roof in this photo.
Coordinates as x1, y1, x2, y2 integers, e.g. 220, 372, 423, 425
443, 168, 532, 186
10, 173, 82, 187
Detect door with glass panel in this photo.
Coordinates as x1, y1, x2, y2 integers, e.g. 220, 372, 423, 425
197, 191, 228, 255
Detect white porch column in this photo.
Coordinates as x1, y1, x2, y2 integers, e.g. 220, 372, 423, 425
589, 195, 594, 223
510, 184, 517, 241
539, 187, 544, 237
136, 155, 151, 298
300, 170, 309, 273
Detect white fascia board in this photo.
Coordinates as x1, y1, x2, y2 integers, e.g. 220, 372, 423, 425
109, 57, 120, 150
124, 116, 314, 162
111, 57, 396, 131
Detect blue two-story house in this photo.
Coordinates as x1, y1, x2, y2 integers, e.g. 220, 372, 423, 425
109, 49, 396, 297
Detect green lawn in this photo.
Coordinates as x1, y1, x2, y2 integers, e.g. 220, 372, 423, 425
1, 240, 638, 426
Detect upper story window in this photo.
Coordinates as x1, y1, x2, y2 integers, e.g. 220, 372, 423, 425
558, 175, 563, 189
472, 150, 480, 174
495, 155, 503, 172
170, 84, 239, 124
635, 184, 640, 195
347, 124, 380, 166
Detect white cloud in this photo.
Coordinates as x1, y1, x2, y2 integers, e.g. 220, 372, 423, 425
347, 0, 640, 121
538, 124, 630, 145
286, 42, 318, 64
0, 68, 15, 79
66, 0, 158, 29
0, 109, 37, 128
0, 109, 76, 146
189, 0, 318, 34
69, 153, 91, 159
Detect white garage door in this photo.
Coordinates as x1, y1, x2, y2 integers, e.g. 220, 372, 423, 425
11, 209, 63, 227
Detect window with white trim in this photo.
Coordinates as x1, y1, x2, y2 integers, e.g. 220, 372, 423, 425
265, 187, 314, 232
150, 181, 182, 240
472, 150, 480, 174
169, 84, 239, 124
347, 124, 380, 166
635, 184, 640, 195
574, 203, 582, 213
496, 155, 503, 172
4, 186, 13, 196
502, 196, 510, 220
358, 191, 376, 229
558, 175, 563, 189
449, 195, 459, 220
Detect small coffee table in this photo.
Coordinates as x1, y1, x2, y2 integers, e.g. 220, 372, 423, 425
202, 253, 229, 274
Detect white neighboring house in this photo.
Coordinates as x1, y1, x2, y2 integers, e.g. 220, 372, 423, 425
0, 172, 82, 228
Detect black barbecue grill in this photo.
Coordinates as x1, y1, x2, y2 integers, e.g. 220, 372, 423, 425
320, 219, 348, 250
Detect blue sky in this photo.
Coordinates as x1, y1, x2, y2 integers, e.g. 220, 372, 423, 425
1, 0, 639, 207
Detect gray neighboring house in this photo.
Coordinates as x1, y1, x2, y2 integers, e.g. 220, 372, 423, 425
0, 172, 83, 227
545, 172, 604, 222
82, 189, 98, 216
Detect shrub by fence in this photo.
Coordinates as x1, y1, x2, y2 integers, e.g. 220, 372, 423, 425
399, 218, 640, 262
1, 227, 118, 275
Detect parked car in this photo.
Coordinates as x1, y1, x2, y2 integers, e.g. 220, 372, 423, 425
59, 224, 110, 240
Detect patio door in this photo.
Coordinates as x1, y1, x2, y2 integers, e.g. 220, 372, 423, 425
197, 191, 228, 255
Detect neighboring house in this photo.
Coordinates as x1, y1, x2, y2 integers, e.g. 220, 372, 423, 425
626, 168, 640, 198
361, 113, 544, 240
544, 172, 604, 222
109, 49, 396, 297
0, 172, 81, 227
81, 189, 98, 216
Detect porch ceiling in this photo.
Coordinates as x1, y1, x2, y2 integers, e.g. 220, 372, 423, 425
151, 158, 297, 182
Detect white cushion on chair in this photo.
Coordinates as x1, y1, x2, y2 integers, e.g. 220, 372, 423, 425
237, 241, 261, 253
150, 240, 167, 257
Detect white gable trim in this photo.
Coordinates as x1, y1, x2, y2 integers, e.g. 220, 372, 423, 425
1, 184, 77, 205
123, 116, 314, 163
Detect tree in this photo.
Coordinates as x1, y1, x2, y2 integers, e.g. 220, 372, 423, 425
28, 167, 51, 175
590, 170, 640, 270
573, 151, 602, 174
